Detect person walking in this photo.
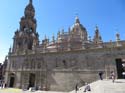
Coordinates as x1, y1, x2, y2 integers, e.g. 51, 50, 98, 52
111, 71, 115, 83
99, 71, 103, 80
75, 83, 79, 93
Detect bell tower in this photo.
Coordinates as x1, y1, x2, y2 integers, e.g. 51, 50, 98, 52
12, 0, 39, 53
20, 0, 36, 32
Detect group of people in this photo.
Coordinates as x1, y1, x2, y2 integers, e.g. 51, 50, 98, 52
98, 71, 116, 82
75, 71, 116, 93
0, 81, 6, 89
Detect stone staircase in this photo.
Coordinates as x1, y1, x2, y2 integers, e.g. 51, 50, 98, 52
70, 79, 125, 93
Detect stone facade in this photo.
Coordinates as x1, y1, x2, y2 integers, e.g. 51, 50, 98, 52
5, 0, 125, 91
0, 63, 3, 80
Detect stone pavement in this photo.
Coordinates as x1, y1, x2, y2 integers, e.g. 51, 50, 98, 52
23, 91, 68, 93
0, 88, 68, 93
0, 79, 125, 93
0, 88, 22, 93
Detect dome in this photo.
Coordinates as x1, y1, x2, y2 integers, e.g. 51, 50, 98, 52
70, 16, 88, 41
24, 0, 35, 18
71, 16, 86, 31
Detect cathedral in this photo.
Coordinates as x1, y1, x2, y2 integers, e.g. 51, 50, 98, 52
4, 0, 125, 91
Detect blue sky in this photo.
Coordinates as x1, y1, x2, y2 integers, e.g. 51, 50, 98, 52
0, 0, 125, 63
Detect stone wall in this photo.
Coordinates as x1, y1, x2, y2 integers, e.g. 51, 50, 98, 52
5, 47, 125, 91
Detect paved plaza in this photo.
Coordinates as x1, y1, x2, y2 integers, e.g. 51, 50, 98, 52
0, 88, 68, 93
0, 79, 125, 93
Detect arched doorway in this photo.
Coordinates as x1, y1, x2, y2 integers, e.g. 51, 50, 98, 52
9, 73, 15, 87
28, 73, 35, 88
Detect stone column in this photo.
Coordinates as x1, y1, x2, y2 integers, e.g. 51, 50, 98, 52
4, 72, 9, 87
16, 72, 21, 88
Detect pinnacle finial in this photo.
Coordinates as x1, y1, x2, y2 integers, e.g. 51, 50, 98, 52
95, 25, 99, 30
75, 16, 80, 23
116, 32, 120, 41
52, 34, 55, 42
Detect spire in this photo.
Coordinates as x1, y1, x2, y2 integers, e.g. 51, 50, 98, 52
93, 25, 103, 44
25, 0, 35, 19
95, 25, 99, 37
95, 25, 100, 36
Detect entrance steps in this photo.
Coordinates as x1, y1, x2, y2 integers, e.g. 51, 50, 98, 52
70, 79, 125, 93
